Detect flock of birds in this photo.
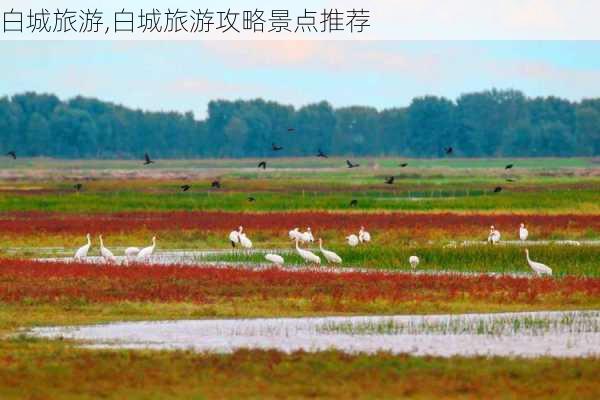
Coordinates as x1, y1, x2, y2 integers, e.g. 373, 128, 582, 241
72, 222, 552, 277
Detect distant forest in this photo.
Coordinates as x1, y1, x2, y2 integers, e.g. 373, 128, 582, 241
1, 90, 599, 158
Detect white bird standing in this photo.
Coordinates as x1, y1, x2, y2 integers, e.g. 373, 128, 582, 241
304, 227, 315, 242
229, 226, 242, 248
74, 233, 91, 260
239, 232, 253, 249
409, 255, 420, 270
346, 234, 359, 247
265, 253, 284, 266
136, 236, 156, 261
358, 226, 371, 243
124, 247, 140, 257
295, 238, 320, 265
318, 238, 342, 264
488, 225, 501, 244
289, 227, 302, 241
519, 223, 529, 241
525, 249, 552, 277
98, 235, 116, 263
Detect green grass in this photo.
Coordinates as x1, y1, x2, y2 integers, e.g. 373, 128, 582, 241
202, 244, 600, 277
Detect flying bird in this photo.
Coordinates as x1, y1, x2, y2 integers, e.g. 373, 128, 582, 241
143, 153, 154, 165
317, 149, 328, 158
346, 160, 360, 168
493, 186, 503, 193
399, 163, 408, 167
505, 164, 514, 170
211, 180, 221, 189
349, 199, 358, 207
385, 176, 395, 185
272, 143, 283, 151
6, 151, 16, 159
180, 185, 191, 192
258, 161, 267, 169
444, 147, 453, 155
74, 183, 83, 192
287, 128, 295, 132
248, 196, 256, 202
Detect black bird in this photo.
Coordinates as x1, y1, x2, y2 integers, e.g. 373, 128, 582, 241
287, 128, 295, 132
385, 176, 395, 185
317, 149, 328, 158
143, 153, 154, 165
258, 161, 267, 169
506, 178, 516, 183
505, 164, 514, 170
74, 183, 83, 192
211, 180, 221, 189
399, 162, 408, 167
493, 186, 503, 193
248, 196, 256, 202
6, 151, 16, 159
346, 160, 360, 168
444, 147, 453, 155
180, 185, 191, 192
272, 143, 283, 151
349, 199, 358, 207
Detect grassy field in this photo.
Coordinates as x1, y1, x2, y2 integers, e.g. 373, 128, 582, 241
1, 158, 599, 399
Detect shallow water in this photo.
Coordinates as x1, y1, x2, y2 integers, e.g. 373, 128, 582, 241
26, 311, 600, 358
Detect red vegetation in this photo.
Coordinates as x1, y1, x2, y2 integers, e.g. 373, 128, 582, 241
0, 259, 598, 305
0, 211, 599, 236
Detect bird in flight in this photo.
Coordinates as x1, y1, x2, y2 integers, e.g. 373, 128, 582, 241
346, 160, 360, 168
349, 199, 358, 207
399, 162, 408, 167
248, 196, 256, 202
505, 164, 514, 170
287, 128, 295, 132
143, 153, 154, 165
180, 185, 191, 192
258, 161, 267, 169
74, 183, 83, 192
317, 149, 328, 158
272, 143, 283, 151
6, 151, 16, 159
493, 186, 503, 193
211, 180, 221, 189
385, 176, 395, 185
444, 147, 453, 155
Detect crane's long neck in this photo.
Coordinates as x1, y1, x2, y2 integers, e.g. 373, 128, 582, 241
319, 240, 323, 251
295, 239, 300, 250
152, 237, 156, 248
87, 236, 91, 246
525, 250, 531, 263
99, 236, 104, 248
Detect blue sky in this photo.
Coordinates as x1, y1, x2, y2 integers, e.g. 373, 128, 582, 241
1, 41, 600, 118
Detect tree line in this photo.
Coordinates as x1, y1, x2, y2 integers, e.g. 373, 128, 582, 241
0, 90, 599, 158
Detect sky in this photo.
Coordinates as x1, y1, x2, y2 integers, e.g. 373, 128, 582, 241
1, 40, 600, 118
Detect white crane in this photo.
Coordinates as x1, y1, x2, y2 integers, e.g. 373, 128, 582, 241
239, 232, 253, 249
295, 238, 320, 265
289, 227, 302, 241
264, 253, 284, 266
98, 235, 116, 263
74, 233, 91, 261
358, 226, 371, 243
124, 247, 140, 258
303, 227, 315, 242
525, 249, 552, 277
487, 225, 501, 244
519, 223, 529, 241
409, 255, 420, 270
318, 238, 342, 264
136, 236, 156, 261
229, 226, 242, 248
346, 234, 359, 247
